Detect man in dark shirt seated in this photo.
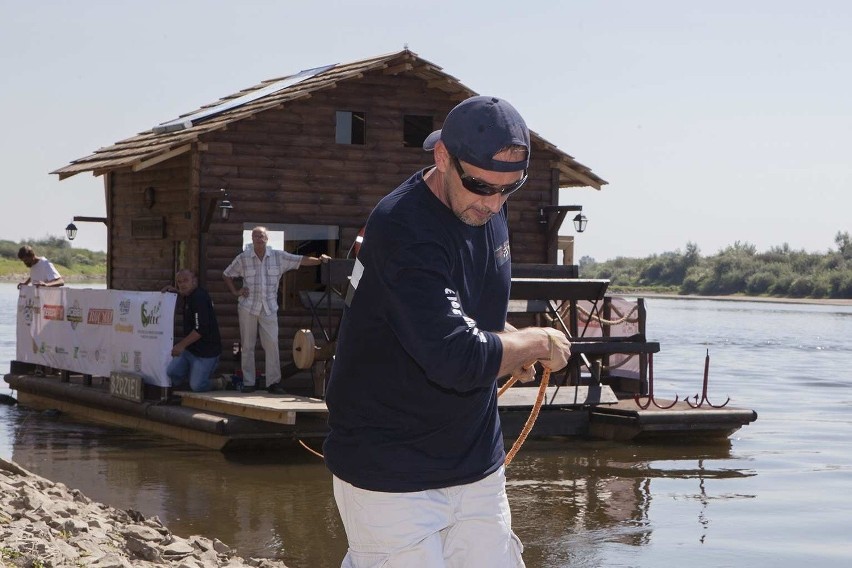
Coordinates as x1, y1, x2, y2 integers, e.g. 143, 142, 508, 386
163, 269, 222, 392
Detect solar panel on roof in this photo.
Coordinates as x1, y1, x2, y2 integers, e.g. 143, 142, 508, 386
151, 63, 337, 134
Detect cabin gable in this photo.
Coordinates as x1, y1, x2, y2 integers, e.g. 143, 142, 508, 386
57, 50, 605, 384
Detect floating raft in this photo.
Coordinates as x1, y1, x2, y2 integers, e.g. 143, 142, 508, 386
589, 398, 758, 441
4, 373, 756, 451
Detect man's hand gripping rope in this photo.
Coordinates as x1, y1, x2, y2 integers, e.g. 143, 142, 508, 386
501, 328, 571, 466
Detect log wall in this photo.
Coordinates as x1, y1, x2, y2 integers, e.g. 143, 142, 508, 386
107, 69, 570, 381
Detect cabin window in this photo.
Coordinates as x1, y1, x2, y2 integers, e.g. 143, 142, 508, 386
240, 223, 340, 310
336, 111, 366, 145
403, 115, 433, 147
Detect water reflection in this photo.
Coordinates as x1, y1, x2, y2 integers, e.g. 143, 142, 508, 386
506, 442, 754, 567
6, 291, 850, 566
4, 403, 756, 567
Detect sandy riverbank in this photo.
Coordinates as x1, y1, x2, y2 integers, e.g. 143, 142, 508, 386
0, 457, 289, 567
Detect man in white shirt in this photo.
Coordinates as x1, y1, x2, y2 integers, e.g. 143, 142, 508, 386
17, 246, 64, 289
223, 226, 329, 393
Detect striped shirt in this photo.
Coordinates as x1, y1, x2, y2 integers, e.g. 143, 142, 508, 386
223, 247, 303, 316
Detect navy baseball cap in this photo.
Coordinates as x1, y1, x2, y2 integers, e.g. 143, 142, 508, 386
423, 95, 530, 172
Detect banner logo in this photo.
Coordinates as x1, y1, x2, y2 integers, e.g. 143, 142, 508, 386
43, 304, 65, 320
66, 300, 83, 329
87, 309, 114, 325
140, 301, 162, 327
119, 299, 131, 318
22, 298, 36, 326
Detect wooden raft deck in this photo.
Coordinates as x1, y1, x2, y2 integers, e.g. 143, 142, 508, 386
179, 385, 620, 441
589, 398, 758, 441
6, 373, 756, 450
179, 384, 619, 421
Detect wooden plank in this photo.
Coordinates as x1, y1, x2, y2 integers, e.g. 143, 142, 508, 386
179, 391, 329, 425
498, 385, 617, 407
132, 144, 192, 172
570, 341, 661, 355
15, 391, 230, 450
512, 263, 579, 279
510, 278, 609, 301
507, 299, 550, 314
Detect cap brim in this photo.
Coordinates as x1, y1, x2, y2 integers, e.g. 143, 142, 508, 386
423, 130, 441, 151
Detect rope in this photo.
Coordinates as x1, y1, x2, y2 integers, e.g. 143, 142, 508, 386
298, 439, 325, 459
298, 365, 551, 466
504, 366, 551, 466
574, 303, 639, 326
555, 301, 639, 327
497, 375, 519, 397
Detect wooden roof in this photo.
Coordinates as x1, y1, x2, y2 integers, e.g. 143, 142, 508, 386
51, 49, 606, 189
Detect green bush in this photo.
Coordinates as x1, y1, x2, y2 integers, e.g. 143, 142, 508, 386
788, 277, 814, 298
746, 272, 775, 295
579, 233, 851, 299
770, 274, 794, 296
810, 277, 829, 299
828, 271, 852, 298
680, 274, 701, 294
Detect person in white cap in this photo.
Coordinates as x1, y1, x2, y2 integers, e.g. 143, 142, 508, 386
324, 96, 572, 567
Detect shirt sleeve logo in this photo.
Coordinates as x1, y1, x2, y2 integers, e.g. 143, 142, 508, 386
494, 239, 511, 267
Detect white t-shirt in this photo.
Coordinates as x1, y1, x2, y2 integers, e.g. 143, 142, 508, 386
30, 257, 61, 284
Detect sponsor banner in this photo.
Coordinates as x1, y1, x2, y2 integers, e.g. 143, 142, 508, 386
111, 292, 174, 387
16, 287, 176, 387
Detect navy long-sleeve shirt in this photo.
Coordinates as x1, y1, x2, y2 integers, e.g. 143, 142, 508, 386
183, 287, 222, 359
323, 169, 511, 492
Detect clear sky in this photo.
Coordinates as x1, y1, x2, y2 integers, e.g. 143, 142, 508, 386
1, 0, 849, 262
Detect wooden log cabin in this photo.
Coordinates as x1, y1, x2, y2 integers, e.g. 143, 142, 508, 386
51, 49, 607, 387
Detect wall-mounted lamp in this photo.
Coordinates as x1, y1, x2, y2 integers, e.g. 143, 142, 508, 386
62, 216, 108, 241
201, 188, 235, 232
219, 192, 234, 221
539, 205, 587, 232
144, 186, 156, 209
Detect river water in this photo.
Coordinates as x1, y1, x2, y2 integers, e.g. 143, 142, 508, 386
2, 283, 851, 567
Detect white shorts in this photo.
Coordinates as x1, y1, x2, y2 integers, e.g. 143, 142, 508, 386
332, 466, 525, 568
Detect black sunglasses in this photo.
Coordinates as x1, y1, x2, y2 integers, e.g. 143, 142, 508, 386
450, 155, 528, 197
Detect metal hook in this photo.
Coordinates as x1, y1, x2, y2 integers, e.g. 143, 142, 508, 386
634, 353, 678, 409
684, 349, 730, 408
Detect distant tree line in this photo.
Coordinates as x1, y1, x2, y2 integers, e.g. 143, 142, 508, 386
0, 236, 106, 278
580, 231, 852, 299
